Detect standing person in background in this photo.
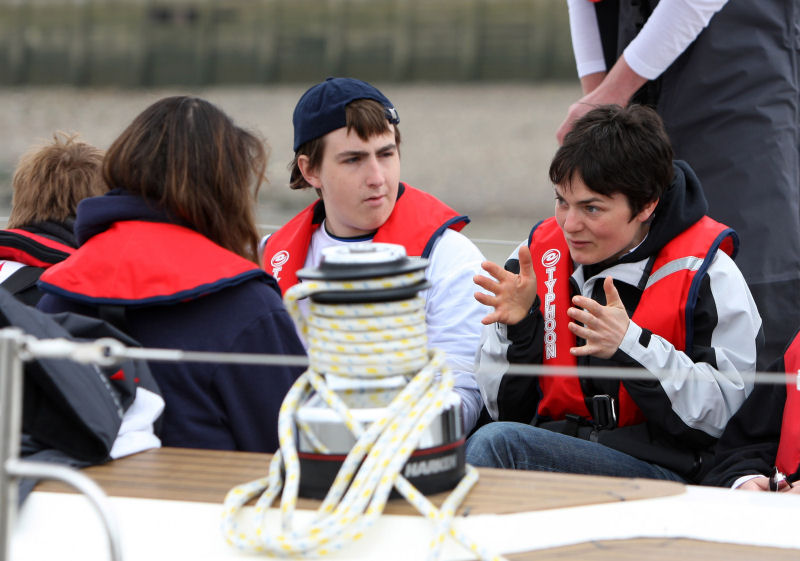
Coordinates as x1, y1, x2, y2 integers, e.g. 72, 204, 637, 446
467, 105, 762, 484
37, 96, 305, 453
559, 0, 799, 367
703, 327, 800, 493
1, 132, 107, 305
261, 77, 488, 433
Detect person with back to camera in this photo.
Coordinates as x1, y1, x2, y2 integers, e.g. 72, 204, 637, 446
261, 77, 488, 433
466, 104, 763, 484
1, 132, 107, 305
702, 327, 800, 493
37, 96, 305, 453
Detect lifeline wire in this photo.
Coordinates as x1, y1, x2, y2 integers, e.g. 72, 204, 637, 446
220, 270, 506, 561
15, 334, 796, 387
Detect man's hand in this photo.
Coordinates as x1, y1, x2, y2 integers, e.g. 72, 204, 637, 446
737, 476, 800, 493
556, 56, 647, 145
557, 99, 599, 145
567, 276, 629, 359
737, 477, 772, 492
474, 245, 537, 326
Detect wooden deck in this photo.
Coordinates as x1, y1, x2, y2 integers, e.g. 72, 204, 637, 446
34, 447, 800, 560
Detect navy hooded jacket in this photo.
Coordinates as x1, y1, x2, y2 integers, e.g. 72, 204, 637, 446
38, 190, 305, 453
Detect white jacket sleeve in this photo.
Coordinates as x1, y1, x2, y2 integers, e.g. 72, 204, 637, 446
423, 229, 491, 433
473, 242, 530, 421
617, 250, 760, 437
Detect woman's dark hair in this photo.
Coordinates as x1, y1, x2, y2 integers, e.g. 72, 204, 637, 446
549, 104, 674, 218
104, 96, 267, 263
289, 98, 401, 190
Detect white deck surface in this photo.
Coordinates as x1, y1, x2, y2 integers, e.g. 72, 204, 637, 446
13, 485, 800, 560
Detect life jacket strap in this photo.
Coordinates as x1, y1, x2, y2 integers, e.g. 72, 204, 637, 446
591, 394, 618, 431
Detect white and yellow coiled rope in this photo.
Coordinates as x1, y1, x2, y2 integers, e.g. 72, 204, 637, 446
221, 267, 506, 560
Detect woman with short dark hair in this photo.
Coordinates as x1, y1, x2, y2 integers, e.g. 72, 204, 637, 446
468, 104, 763, 484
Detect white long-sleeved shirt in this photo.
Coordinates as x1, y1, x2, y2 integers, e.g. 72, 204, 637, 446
567, 0, 729, 80
298, 224, 489, 433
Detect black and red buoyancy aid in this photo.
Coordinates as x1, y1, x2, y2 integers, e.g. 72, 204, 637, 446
528, 215, 737, 426
39, 221, 266, 307
262, 183, 469, 294
775, 331, 800, 476
0, 228, 75, 268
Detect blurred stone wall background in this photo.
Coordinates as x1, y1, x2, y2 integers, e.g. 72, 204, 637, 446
0, 0, 575, 87
0, 0, 582, 262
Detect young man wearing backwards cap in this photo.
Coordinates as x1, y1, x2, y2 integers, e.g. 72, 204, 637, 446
262, 77, 488, 433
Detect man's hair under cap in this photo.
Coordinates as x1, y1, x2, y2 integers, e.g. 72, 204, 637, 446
292, 77, 400, 151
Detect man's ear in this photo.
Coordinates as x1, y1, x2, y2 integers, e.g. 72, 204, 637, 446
297, 155, 322, 189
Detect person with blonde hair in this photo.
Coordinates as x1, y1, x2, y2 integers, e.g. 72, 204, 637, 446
37, 96, 305, 453
0, 132, 106, 304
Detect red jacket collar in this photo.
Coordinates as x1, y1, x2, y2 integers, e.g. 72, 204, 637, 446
0, 228, 75, 268
39, 221, 267, 306
263, 183, 468, 294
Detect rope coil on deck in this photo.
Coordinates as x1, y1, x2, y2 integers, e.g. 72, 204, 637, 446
220, 268, 505, 560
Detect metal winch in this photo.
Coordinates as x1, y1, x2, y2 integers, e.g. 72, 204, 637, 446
290, 243, 465, 499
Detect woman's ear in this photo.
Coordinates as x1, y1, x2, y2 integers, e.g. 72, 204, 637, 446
637, 198, 659, 223
297, 155, 322, 189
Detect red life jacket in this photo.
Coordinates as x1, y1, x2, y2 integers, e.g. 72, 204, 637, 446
262, 183, 468, 294
775, 331, 800, 475
0, 228, 75, 268
39, 221, 266, 306
529, 215, 737, 425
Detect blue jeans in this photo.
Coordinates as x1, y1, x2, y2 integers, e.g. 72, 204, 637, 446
466, 422, 685, 482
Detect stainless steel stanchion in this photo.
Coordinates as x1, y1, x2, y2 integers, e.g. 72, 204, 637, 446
0, 327, 123, 561
0, 328, 24, 561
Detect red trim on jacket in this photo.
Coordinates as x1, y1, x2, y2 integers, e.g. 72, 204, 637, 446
776, 331, 800, 475
39, 221, 263, 305
529, 216, 735, 426
0, 229, 75, 268
262, 183, 468, 294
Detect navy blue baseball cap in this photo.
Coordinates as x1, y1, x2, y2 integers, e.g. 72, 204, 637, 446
292, 77, 400, 152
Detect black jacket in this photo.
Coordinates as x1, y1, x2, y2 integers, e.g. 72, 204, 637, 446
0, 220, 77, 305
703, 327, 800, 488
0, 286, 162, 501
